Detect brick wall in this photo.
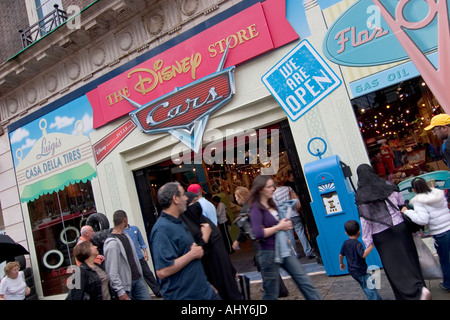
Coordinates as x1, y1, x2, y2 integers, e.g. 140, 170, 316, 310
61, 0, 98, 12
0, 1, 29, 62
0, 0, 97, 63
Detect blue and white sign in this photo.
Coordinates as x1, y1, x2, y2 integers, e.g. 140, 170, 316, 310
262, 40, 341, 122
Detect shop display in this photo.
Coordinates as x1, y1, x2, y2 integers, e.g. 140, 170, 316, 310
353, 76, 446, 185
28, 181, 97, 296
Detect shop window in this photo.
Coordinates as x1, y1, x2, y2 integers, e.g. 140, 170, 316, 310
27, 180, 96, 297
352, 76, 444, 184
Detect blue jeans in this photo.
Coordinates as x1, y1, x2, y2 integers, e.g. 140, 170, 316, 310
257, 249, 322, 300
354, 273, 382, 300
129, 278, 152, 300
287, 215, 313, 256
434, 229, 450, 288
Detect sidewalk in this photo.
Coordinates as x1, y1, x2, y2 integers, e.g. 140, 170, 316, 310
231, 245, 450, 300
245, 263, 450, 300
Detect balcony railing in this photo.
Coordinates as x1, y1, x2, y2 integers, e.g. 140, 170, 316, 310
19, 4, 68, 49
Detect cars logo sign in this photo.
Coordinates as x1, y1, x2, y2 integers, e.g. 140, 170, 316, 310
123, 46, 235, 153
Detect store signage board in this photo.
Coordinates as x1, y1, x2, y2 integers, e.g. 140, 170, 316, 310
92, 119, 137, 164
123, 44, 235, 153
87, 0, 299, 129
8, 95, 97, 202
261, 40, 341, 122
14, 118, 97, 203
373, 0, 450, 115
322, 0, 438, 67
323, 0, 450, 113
350, 51, 438, 98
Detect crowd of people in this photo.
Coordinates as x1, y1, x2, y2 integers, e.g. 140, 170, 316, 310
3, 114, 450, 301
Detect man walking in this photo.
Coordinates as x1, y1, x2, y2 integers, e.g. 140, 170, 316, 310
104, 210, 152, 300
124, 224, 162, 297
150, 182, 220, 300
187, 184, 218, 225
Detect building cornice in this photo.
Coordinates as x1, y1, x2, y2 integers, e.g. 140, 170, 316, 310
0, 0, 234, 133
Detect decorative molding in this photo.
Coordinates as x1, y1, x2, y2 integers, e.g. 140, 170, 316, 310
25, 87, 38, 105
146, 14, 165, 35
66, 62, 81, 81
0, 0, 232, 126
180, 0, 199, 16
7, 99, 19, 115
44, 74, 58, 93
117, 31, 134, 51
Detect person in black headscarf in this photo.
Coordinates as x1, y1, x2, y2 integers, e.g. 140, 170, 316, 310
180, 192, 243, 300
355, 164, 430, 300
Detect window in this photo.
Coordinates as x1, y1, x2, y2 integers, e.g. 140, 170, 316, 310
35, 0, 63, 20
28, 181, 96, 297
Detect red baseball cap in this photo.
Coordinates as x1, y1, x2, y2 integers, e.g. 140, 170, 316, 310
187, 184, 202, 193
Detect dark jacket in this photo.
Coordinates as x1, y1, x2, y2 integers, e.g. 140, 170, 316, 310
67, 263, 104, 300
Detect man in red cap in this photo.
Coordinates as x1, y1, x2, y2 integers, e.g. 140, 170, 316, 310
425, 114, 450, 168
187, 184, 218, 225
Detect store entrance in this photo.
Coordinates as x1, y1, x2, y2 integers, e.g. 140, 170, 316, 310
352, 76, 446, 185
133, 120, 320, 269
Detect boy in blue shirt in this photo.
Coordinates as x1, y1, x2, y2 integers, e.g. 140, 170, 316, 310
339, 220, 382, 300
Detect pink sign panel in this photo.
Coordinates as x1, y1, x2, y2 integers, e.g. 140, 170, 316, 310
87, 0, 298, 128
92, 119, 137, 164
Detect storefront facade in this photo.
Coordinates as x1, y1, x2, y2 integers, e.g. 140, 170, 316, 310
322, 0, 446, 183
0, 0, 446, 299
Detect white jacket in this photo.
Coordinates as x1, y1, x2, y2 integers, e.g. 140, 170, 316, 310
404, 188, 450, 235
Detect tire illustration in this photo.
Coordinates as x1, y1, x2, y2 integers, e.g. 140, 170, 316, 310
42, 249, 64, 269
60, 226, 80, 246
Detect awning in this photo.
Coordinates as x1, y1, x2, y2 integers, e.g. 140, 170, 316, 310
20, 163, 97, 203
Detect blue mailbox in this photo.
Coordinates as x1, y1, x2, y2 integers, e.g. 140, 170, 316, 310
304, 154, 382, 276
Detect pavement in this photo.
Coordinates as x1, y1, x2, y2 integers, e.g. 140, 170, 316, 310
230, 240, 450, 301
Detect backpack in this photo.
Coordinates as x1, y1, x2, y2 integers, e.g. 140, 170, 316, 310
91, 228, 113, 255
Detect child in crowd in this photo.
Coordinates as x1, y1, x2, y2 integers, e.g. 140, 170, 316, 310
339, 220, 382, 300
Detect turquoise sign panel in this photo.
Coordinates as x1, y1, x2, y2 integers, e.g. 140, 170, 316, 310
323, 0, 438, 66
262, 40, 341, 122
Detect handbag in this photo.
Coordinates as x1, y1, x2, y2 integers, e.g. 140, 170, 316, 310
413, 236, 443, 280
385, 198, 424, 233
402, 212, 424, 233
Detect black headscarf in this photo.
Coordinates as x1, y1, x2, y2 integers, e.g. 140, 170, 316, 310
355, 164, 400, 228
355, 164, 399, 205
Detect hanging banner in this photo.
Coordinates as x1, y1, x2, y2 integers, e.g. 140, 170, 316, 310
92, 119, 136, 164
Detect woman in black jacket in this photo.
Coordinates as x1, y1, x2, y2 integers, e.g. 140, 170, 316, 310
180, 192, 243, 300
68, 241, 113, 300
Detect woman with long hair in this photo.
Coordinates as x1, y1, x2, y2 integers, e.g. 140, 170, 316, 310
402, 177, 450, 291
233, 186, 290, 297
249, 175, 322, 300
355, 164, 430, 300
